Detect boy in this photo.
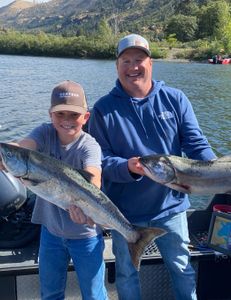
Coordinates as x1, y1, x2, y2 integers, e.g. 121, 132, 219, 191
6, 80, 108, 300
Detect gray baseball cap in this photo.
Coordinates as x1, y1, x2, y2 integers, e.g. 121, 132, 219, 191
117, 34, 151, 57
50, 80, 88, 114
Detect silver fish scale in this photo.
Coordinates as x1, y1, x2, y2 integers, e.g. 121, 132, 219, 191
29, 149, 140, 243
0, 143, 168, 271
140, 154, 231, 195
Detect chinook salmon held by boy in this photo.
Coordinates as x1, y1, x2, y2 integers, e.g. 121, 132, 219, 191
139, 154, 231, 195
0, 143, 166, 271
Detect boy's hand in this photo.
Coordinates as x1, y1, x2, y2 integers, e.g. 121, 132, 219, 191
0, 156, 6, 171
69, 205, 95, 227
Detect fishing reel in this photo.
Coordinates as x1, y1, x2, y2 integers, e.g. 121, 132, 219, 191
0, 170, 40, 249
0, 170, 27, 218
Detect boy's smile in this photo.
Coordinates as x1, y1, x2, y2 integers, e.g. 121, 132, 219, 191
50, 110, 89, 145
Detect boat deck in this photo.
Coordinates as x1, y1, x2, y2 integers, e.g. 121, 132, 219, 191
1, 195, 231, 300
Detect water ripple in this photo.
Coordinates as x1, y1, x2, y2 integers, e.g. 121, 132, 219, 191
0, 55, 230, 208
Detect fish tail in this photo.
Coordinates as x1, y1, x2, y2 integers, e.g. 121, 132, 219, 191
128, 226, 166, 271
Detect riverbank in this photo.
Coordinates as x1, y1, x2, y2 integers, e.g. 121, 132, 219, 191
0, 30, 212, 62
155, 47, 193, 63
158, 47, 213, 64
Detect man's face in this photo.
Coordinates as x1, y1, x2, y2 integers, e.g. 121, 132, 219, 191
116, 48, 153, 97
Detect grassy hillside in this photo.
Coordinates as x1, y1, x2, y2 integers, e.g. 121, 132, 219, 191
1, 0, 231, 60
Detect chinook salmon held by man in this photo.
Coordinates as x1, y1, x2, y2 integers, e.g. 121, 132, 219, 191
0, 143, 166, 271
139, 154, 231, 195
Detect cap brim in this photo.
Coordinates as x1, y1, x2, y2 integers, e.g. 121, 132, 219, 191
50, 104, 87, 114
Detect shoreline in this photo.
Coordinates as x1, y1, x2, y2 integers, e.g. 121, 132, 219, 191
0, 51, 208, 63
155, 58, 192, 63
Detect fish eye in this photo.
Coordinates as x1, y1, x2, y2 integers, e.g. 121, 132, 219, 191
6, 151, 12, 158
155, 162, 164, 170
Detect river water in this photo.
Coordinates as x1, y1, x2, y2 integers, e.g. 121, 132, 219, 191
0, 54, 230, 208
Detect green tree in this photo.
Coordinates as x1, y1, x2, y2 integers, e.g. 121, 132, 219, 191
222, 20, 231, 52
166, 34, 177, 49
165, 14, 198, 42
96, 19, 114, 44
175, 0, 199, 16
197, 0, 231, 39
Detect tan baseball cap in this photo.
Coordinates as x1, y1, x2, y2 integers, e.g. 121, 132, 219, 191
50, 80, 88, 114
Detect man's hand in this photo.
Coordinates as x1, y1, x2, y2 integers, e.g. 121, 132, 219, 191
128, 157, 145, 176
68, 205, 95, 227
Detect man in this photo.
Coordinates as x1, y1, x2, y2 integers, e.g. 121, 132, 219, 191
89, 34, 216, 300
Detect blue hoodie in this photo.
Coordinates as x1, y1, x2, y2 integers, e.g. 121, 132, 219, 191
89, 80, 216, 223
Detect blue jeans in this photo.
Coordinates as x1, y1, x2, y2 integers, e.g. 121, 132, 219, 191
39, 226, 108, 300
112, 211, 197, 300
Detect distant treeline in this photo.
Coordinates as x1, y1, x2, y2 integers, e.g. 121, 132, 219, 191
1, 9, 231, 62
0, 30, 115, 59
0, 28, 166, 59
1, 0, 231, 60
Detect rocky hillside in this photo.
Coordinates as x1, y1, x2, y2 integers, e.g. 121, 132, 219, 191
1, 0, 35, 10
0, 0, 179, 35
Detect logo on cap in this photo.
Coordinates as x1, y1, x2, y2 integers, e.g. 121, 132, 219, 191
117, 34, 151, 57
59, 92, 80, 98
50, 80, 88, 114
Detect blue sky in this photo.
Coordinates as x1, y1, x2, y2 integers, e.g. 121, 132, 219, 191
0, 0, 50, 8
0, 0, 15, 7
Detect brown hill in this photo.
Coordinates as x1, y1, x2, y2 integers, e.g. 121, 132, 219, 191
2, 0, 35, 11
0, 0, 176, 36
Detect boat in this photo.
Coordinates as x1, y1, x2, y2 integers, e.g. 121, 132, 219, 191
1, 170, 231, 299
208, 57, 231, 64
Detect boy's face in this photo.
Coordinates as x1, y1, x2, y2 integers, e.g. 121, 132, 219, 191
50, 110, 90, 143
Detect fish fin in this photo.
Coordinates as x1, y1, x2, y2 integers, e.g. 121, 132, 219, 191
216, 155, 231, 162
100, 224, 113, 230
21, 178, 41, 186
128, 227, 166, 271
77, 169, 94, 182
